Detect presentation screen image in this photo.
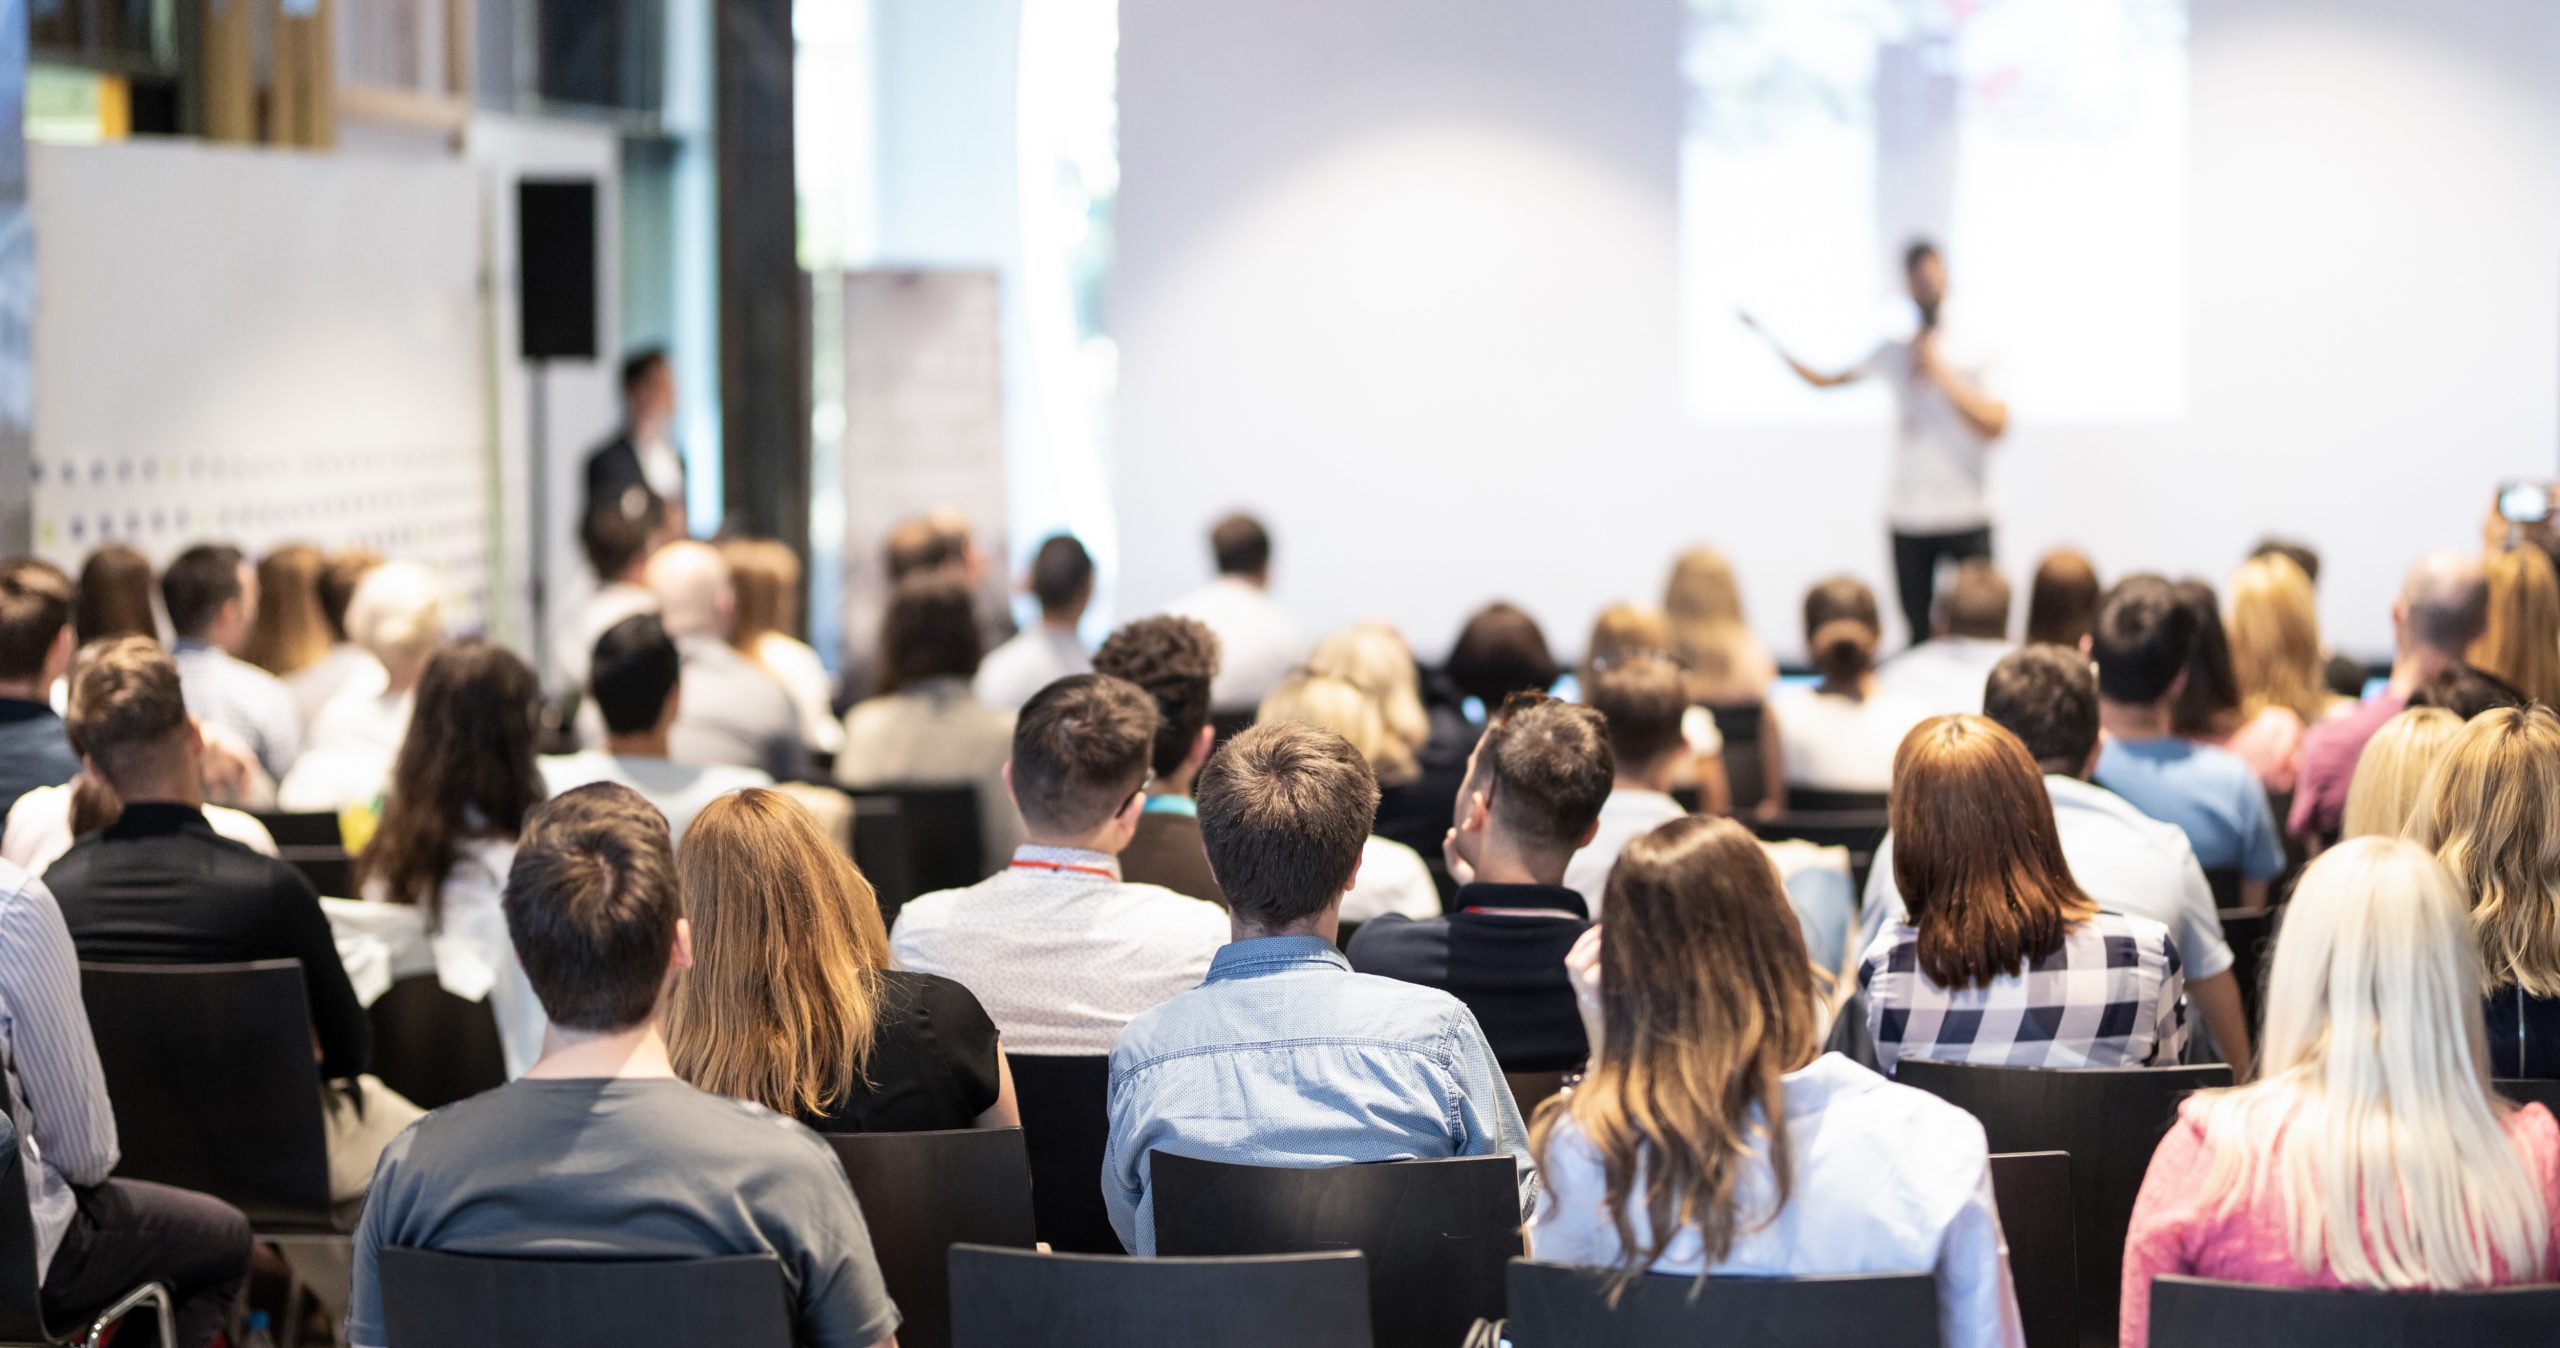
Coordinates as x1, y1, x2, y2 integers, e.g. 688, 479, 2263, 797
1683, 0, 2187, 424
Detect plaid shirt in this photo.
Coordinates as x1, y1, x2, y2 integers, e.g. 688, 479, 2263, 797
1858, 911, 2185, 1077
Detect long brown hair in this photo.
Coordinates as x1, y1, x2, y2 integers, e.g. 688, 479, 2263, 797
667, 788, 891, 1117
356, 641, 546, 929
720, 537, 805, 650
243, 544, 332, 676
1532, 815, 1821, 1294
2470, 547, 2560, 709
2024, 549, 2099, 648
73, 545, 157, 646
1890, 715, 2096, 988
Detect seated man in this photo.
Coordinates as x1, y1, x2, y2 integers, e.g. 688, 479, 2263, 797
346, 784, 899, 1348
976, 534, 1096, 710
554, 498, 662, 696
1108, 722, 1536, 1254
0, 558, 80, 828
2290, 550, 2485, 839
2089, 576, 2285, 907
162, 543, 303, 783
642, 540, 809, 782
892, 674, 1230, 1054
1561, 655, 1689, 912
1092, 615, 1226, 906
544, 615, 772, 843
1861, 645, 2253, 1073
1878, 560, 2016, 715
1350, 696, 1607, 1073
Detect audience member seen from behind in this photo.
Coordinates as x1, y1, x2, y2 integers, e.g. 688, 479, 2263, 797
543, 615, 771, 844
2337, 706, 2463, 841
722, 537, 846, 758
2249, 537, 2369, 699
557, 500, 659, 696
293, 548, 387, 730
161, 542, 302, 782
2023, 548, 2100, 648
643, 540, 809, 783
1664, 546, 1784, 814
1862, 647, 2251, 1074
1349, 693, 1608, 1073
344, 784, 902, 1348
0, 559, 79, 827
975, 533, 1095, 711
71, 544, 156, 648
1860, 715, 2186, 1076
2469, 544, 2560, 709
671, 788, 1018, 1133
1530, 816, 2022, 1348
243, 543, 332, 682
1581, 605, 1729, 815
1256, 671, 1439, 923
1769, 576, 1929, 797
1309, 620, 1480, 871
46, 638, 414, 1200
2119, 838, 2559, 1348
281, 561, 446, 812
351, 640, 552, 1076
2404, 706, 2560, 1080
2166, 578, 2245, 744
1092, 615, 1227, 907
1878, 560, 2015, 716
2088, 576, 2285, 906
2292, 550, 2487, 839
1445, 602, 1562, 717
2408, 663, 2528, 721
837, 573, 1024, 874
2223, 554, 2331, 795
1165, 512, 1308, 716
1560, 655, 1693, 913
889, 674, 1228, 1056
1106, 722, 1536, 1254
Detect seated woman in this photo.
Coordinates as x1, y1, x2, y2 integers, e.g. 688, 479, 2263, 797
279, 561, 445, 812
1769, 577, 1929, 800
836, 574, 1023, 875
723, 536, 845, 758
1582, 604, 1730, 815
344, 639, 552, 1076
1309, 621, 1477, 877
1257, 671, 1441, 922
2120, 837, 2559, 1346
2469, 544, 2560, 709
670, 787, 1018, 1132
2337, 706, 2461, 840
1860, 715, 2185, 1075
2405, 705, 2560, 1079
1529, 814, 2021, 1348
1664, 546, 1780, 815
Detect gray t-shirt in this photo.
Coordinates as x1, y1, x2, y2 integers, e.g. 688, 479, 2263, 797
348, 1077, 900, 1348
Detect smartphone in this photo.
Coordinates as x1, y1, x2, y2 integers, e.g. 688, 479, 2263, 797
2498, 480, 2553, 524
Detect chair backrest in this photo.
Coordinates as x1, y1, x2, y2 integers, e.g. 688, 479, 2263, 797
77, 960, 333, 1227
367, 974, 509, 1111
1004, 1055, 1123, 1253
2495, 1078, 2560, 1114
1504, 1070, 1573, 1118
2145, 1274, 2560, 1347
1151, 1153, 1521, 1348
849, 785, 984, 911
1987, 1151, 2076, 1348
1895, 1060, 2231, 1346
379, 1248, 792, 1348
847, 792, 919, 922
0, 1113, 53, 1342
2216, 907, 2279, 1033
252, 811, 344, 848
1502, 1259, 1941, 1348
825, 1128, 1038, 1348
1707, 700, 1769, 814
1783, 787, 1890, 815
948, 1243, 1372, 1348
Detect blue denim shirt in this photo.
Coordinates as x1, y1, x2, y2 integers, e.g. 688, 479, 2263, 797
1103, 935, 1538, 1253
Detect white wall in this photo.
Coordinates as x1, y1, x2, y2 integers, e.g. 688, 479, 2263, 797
1114, 0, 2560, 661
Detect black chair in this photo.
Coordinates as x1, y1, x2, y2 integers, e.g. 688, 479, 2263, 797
1208, 710, 1258, 752
0, 1114, 174, 1348
2496, 1078, 2560, 1113
948, 1243, 1372, 1348
366, 974, 508, 1111
1706, 700, 1770, 815
2146, 1274, 2560, 1346
1153, 1154, 1520, 1348
846, 785, 985, 910
1895, 1061, 2230, 1348
847, 793, 920, 922
1988, 1151, 2076, 1348
378, 1248, 791, 1347
251, 812, 358, 897
2216, 907, 2279, 1035
252, 811, 344, 848
1745, 811, 1893, 896
1784, 787, 1890, 814
2202, 869, 2244, 911
1006, 1055, 1123, 1254
824, 1128, 1037, 1348
1503, 1258, 1940, 1348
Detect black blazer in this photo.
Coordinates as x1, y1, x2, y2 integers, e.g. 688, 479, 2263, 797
583, 430, 673, 521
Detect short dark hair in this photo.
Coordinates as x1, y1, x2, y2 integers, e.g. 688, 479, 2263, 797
1210, 513, 1271, 578
1939, 561, 2010, 640
1471, 695, 1614, 851
590, 614, 680, 736
1196, 722, 1379, 927
316, 550, 381, 643
2250, 538, 2320, 586
0, 559, 74, 681
880, 575, 983, 692
1445, 602, 1559, 709
885, 515, 970, 582
1010, 674, 1158, 833
2409, 664, 2529, 720
1984, 646, 2100, 775
620, 347, 669, 397
2090, 575, 2198, 705
1028, 534, 1094, 615
581, 499, 656, 581
1094, 616, 1220, 778
1585, 655, 1687, 771
159, 544, 245, 638
1904, 238, 1941, 271
503, 783, 679, 1033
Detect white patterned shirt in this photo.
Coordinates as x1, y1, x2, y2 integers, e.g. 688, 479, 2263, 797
889, 845, 1231, 1055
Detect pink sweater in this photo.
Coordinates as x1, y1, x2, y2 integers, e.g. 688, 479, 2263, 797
2120, 1098, 2560, 1347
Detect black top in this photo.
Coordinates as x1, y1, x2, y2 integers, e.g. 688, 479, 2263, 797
583, 431, 661, 520
46, 802, 370, 1079
1344, 881, 1591, 1072
2486, 986, 2560, 1080
0, 698, 80, 831
1119, 810, 1227, 908
802, 970, 1004, 1133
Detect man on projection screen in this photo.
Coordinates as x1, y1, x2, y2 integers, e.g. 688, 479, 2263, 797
1744, 241, 2009, 647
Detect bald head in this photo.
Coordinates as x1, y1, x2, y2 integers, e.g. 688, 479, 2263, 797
643, 540, 733, 639
2399, 550, 2488, 656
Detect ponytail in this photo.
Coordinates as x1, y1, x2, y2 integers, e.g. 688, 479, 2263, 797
1810, 618, 1877, 687
67, 770, 124, 837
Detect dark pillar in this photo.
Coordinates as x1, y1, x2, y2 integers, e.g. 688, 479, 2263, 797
714, 0, 808, 554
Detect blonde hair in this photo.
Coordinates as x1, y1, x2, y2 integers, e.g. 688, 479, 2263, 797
667, 788, 891, 1118
343, 562, 446, 671
1663, 548, 1768, 700
2340, 707, 2462, 841
2470, 547, 2560, 709
2185, 838, 2549, 1290
244, 544, 332, 676
2227, 554, 2327, 724
1257, 670, 1416, 788
2406, 706, 2560, 997
1584, 603, 1674, 690
1306, 622, 1428, 754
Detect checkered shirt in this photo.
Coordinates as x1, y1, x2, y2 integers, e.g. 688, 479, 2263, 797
1858, 909, 2185, 1077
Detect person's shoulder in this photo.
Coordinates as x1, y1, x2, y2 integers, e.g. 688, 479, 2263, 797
700, 762, 776, 792
1340, 967, 1478, 1033
2087, 908, 2178, 955
1811, 1055, 1989, 1155
1344, 913, 1438, 965
1361, 835, 1433, 877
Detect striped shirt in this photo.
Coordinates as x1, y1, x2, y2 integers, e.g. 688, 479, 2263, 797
173, 639, 303, 783
0, 860, 120, 1278
1858, 910, 2185, 1076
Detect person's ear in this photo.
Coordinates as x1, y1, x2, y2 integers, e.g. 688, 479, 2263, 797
1002, 760, 1021, 812
1575, 818, 1601, 851
1116, 784, 1147, 832
2164, 669, 2190, 704
1460, 786, 1491, 838
660, 682, 684, 730
45, 626, 73, 679
671, 916, 695, 972
1186, 725, 1215, 771
2078, 633, 2093, 659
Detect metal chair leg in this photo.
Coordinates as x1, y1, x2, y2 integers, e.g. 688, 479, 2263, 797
74, 1281, 172, 1348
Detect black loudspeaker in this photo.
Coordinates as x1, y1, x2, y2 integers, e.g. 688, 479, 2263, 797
517, 179, 598, 361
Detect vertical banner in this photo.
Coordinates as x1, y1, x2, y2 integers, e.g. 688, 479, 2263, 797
0, 0, 28, 556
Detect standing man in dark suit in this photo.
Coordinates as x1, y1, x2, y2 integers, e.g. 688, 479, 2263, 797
584, 348, 686, 539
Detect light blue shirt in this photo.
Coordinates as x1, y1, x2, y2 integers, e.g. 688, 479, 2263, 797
2094, 737, 2285, 879
1140, 793, 1197, 818
1103, 935, 1537, 1254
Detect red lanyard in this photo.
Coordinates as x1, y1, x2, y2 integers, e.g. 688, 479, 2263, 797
1010, 858, 1117, 880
